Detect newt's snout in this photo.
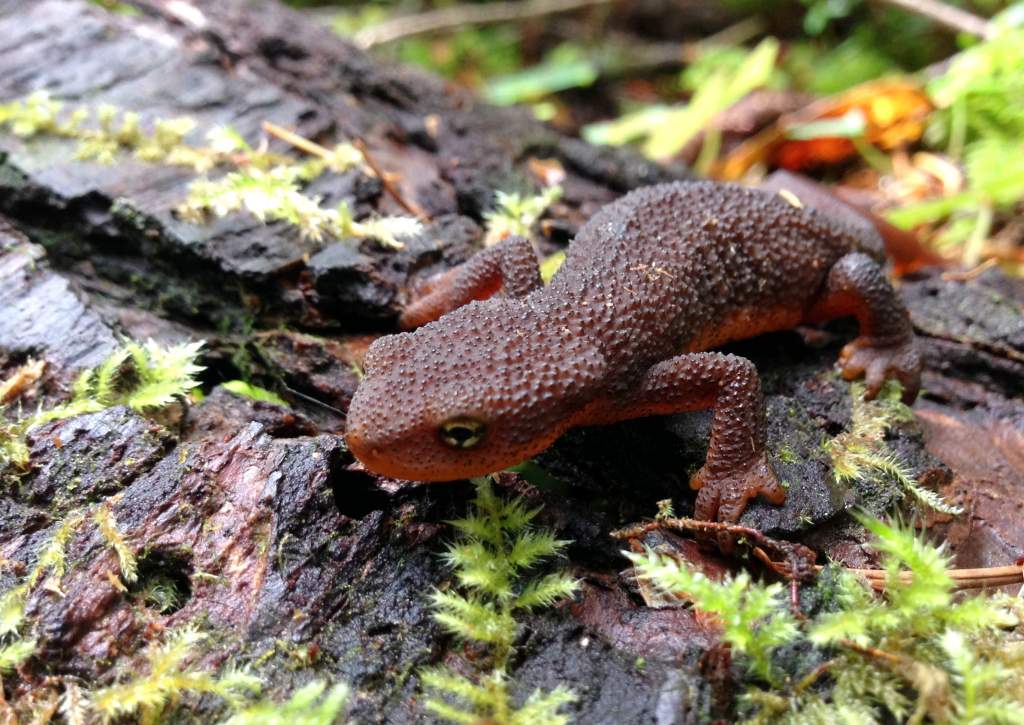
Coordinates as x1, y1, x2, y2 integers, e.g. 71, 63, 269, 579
343, 417, 381, 474
344, 376, 429, 480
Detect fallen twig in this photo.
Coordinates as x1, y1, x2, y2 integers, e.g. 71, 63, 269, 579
262, 120, 337, 161
351, 138, 429, 221
876, 0, 995, 39
611, 517, 818, 582
352, 0, 615, 49
613, 518, 1024, 592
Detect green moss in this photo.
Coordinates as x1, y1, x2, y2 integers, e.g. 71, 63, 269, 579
421, 477, 578, 724
0, 94, 421, 250
222, 380, 289, 407
1, 339, 206, 485
178, 173, 420, 248
777, 445, 800, 465
133, 573, 185, 614
629, 515, 1023, 722
89, 627, 262, 722
827, 381, 961, 515
0, 418, 30, 480
224, 680, 350, 725
483, 186, 562, 247
0, 511, 90, 704
93, 502, 138, 584
629, 549, 798, 686
43, 339, 204, 425
0, 638, 37, 673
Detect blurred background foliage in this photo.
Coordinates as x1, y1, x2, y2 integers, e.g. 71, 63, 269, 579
284, 0, 1024, 272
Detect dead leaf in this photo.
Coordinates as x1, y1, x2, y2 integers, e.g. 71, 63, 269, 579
528, 157, 567, 187
0, 358, 45, 405
718, 79, 932, 179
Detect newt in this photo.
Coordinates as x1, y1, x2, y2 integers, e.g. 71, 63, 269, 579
345, 176, 921, 535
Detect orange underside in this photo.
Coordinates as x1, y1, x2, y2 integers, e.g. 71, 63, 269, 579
684, 305, 807, 353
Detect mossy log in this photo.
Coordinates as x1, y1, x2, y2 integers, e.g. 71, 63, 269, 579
1, 1, 1023, 722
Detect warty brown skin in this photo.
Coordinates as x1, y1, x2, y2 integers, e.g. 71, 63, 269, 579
346, 180, 921, 534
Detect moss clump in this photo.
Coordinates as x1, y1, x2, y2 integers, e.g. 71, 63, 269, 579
483, 186, 562, 247
223, 680, 350, 725
89, 628, 261, 722
827, 381, 962, 515
38, 339, 205, 426
0, 93, 273, 171
177, 170, 420, 248
0, 94, 422, 250
0, 339, 204, 482
421, 477, 578, 724
629, 514, 1023, 722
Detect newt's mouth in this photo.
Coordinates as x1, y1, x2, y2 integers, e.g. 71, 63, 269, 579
345, 425, 466, 481
345, 420, 573, 483
345, 418, 513, 481
346, 438, 487, 482
344, 427, 387, 474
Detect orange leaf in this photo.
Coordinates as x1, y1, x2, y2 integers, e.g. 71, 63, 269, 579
718, 79, 932, 178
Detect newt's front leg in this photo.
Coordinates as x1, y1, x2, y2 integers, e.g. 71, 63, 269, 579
400, 235, 541, 329
807, 252, 921, 403
582, 352, 785, 548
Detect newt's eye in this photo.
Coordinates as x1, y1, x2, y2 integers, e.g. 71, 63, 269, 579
439, 418, 486, 449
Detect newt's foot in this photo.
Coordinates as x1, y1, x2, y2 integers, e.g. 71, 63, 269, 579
838, 336, 921, 404
690, 453, 785, 552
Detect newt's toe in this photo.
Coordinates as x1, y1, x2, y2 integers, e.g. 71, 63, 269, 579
839, 336, 921, 403
690, 453, 785, 552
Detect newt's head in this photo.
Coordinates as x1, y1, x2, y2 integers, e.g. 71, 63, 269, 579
345, 299, 606, 481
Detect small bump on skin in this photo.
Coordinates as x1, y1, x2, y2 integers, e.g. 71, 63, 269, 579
346, 180, 921, 539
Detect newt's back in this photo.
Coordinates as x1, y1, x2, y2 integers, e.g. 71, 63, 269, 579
545, 181, 884, 371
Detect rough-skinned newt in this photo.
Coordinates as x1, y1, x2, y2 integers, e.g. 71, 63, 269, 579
345, 177, 921, 535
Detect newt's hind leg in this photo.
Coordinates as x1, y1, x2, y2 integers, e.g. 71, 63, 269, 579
586, 352, 785, 549
807, 252, 921, 403
400, 235, 541, 329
